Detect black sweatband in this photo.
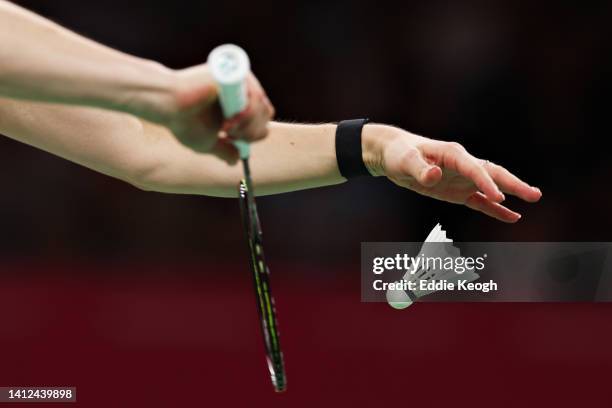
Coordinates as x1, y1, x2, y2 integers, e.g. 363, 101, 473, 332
335, 118, 371, 179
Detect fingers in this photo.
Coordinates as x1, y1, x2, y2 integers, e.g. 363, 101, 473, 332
222, 74, 274, 143
483, 161, 542, 202
225, 98, 271, 141
398, 147, 443, 187
436, 143, 505, 203
465, 192, 522, 223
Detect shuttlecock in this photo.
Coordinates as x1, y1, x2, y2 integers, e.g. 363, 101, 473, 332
386, 224, 479, 309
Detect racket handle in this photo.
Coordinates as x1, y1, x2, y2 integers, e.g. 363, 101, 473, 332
207, 44, 251, 159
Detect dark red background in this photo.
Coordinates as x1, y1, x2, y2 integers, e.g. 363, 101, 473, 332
1, 263, 611, 406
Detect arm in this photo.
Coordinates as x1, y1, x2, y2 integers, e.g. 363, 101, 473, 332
0, 97, 340, 196
0, 97, 541, 222
0, 1, 273, 156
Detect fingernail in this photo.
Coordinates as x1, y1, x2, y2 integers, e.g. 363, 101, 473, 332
499, 192, 506, 201
532, 187, 541, 194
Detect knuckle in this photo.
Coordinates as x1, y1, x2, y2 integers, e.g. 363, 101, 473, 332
447, 141, 465, 153
403, 146, 420, 160
485, 160, 503, 172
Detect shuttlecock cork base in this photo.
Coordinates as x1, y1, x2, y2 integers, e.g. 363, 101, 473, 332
386, 224, 480, 309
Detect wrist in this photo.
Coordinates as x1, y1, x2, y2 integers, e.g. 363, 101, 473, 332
361, 124, 396, 177
114, 59, 179, 125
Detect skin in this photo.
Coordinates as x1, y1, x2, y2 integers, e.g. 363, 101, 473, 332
0, 0, 273, 159
362, 126, 542, 222
0, 2, 541, 222
0, 98, 541, 222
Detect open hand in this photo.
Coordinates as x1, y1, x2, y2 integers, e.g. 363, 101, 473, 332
362, 125, 542, 222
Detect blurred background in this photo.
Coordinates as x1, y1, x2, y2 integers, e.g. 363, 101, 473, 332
0, 0, 611, 406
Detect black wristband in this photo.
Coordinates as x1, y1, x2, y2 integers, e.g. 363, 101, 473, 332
335, 118, 371, 179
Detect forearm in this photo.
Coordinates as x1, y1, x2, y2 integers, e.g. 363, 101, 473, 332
0, 1, 175, 122
144, 121, 347, 197
0, 98, 349, 197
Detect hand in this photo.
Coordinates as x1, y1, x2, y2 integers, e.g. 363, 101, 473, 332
362, 125, 542, 222
163, 64, 274, 161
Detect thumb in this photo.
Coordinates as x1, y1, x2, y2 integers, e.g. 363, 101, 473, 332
399, 148, 442, 187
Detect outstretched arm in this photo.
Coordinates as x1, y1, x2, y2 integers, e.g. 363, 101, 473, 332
0, 97, 541, 222
0, 1, 273, 156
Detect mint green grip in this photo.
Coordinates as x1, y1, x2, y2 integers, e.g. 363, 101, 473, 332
207, 44, 251, 159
